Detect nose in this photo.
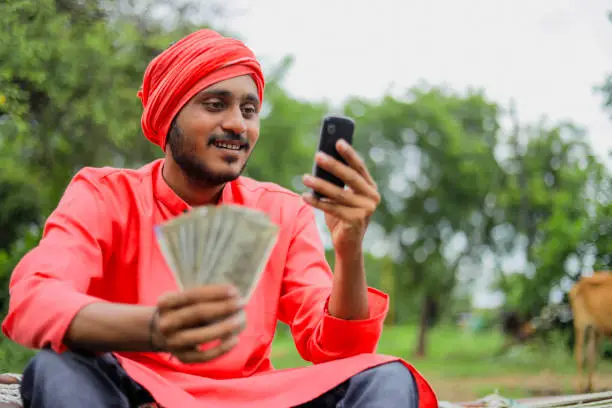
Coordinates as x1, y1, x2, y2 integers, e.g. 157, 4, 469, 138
221, 106, 247, 135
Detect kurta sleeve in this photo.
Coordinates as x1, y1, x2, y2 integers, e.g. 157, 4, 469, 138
277, 203, 389, 364
1, 169, 114, 353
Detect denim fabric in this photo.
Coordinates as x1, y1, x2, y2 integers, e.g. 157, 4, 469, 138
20, 348, 155, 408
21, 350, 419, 408
294, 361, 420, 408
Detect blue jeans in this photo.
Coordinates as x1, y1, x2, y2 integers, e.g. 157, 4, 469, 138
20, 348, 156, 408
294, 361, 420, 408
21, 349, 419, 407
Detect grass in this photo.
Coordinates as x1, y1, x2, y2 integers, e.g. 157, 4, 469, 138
2, 323, 612, 402
271, 323, 595, 376
0, 338, 35, 373
271, 324, 612, 401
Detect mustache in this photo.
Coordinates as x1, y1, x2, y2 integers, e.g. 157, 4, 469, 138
208, 132, 249, 148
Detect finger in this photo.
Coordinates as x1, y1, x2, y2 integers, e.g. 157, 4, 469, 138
313, 152, 375, 199
165, 311, 246, 350
158, 284, 239, 311
302, 193, 372, 222
173, 334, 240, 364
158, 298, 244, 334
302, 174, 376, 211
335, 139, 377, 187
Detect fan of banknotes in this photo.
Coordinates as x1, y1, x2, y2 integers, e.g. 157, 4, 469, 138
154, 205, 279, 300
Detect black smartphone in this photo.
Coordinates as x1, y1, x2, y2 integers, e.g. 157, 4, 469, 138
311, 115, 355, 199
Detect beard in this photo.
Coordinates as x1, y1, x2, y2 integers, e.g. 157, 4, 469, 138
166, 120, 251, 187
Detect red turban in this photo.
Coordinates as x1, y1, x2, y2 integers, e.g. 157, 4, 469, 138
138, 29, 265, 149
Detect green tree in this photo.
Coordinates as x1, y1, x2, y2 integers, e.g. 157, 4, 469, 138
344, 85, 503, 357
492, 108, 610, 317
0, 0, 328, 371
596, 11, 612, 124
0, 0, 210, 211
243, 57, 329, 190
498, 8, 612, 317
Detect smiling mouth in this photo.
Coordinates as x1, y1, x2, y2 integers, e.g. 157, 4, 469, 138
212, 141, 247, 151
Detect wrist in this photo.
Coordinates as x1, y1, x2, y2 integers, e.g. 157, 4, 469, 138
148, 308, 166, 352
329, 250, 370, 320
334, 246, 364, 265
66, 303, 161, 352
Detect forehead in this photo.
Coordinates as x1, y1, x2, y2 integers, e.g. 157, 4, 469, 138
200, 75, 259, 100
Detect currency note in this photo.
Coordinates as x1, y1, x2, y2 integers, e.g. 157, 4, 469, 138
154, 226, 184, 290
199, 206, 221, 285
155, 205, 279, 295
191, 206, 210, 287
201, 206, 220, 286
204, 206, 230, 282
211, 213, 279, 299
183, 210, 202, 288
158, 213, 197, 289
156, 221, 187, 289
237, 223, 279, 300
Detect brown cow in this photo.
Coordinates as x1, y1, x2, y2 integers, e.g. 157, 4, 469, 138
495, 311, 537, 356
568, 271, 612, 393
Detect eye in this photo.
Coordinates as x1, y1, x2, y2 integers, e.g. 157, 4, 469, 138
241, 104, 258, 118
203, 99, 226, 111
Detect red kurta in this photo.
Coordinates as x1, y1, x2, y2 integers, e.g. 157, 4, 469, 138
2, 159, 437, 408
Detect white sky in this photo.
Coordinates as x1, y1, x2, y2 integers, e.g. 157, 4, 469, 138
219, 0, 612, 308
223, 0, 612, 160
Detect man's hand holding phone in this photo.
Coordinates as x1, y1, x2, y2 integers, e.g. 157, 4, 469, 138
301, 116, 380, 258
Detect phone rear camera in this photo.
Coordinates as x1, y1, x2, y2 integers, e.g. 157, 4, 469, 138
327, 124, 336, 134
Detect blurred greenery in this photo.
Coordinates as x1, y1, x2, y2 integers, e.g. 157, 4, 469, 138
0, 1, 611, 401
272, 323, 612, 401
271, 323, 612, 377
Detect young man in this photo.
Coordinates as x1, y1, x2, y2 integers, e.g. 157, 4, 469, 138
2, 29, 437, 408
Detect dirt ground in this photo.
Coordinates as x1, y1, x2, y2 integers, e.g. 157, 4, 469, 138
431, 371, 612, 402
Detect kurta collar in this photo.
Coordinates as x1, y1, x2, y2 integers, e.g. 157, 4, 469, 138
153, 159, 241, 214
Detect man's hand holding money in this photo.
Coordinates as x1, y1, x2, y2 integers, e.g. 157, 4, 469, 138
150, 284, 246, 363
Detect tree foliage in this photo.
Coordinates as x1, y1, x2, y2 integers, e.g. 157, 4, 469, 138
0, 0, 610, 368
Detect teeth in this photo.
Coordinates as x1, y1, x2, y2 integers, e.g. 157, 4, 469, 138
215, 143, 241, 151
